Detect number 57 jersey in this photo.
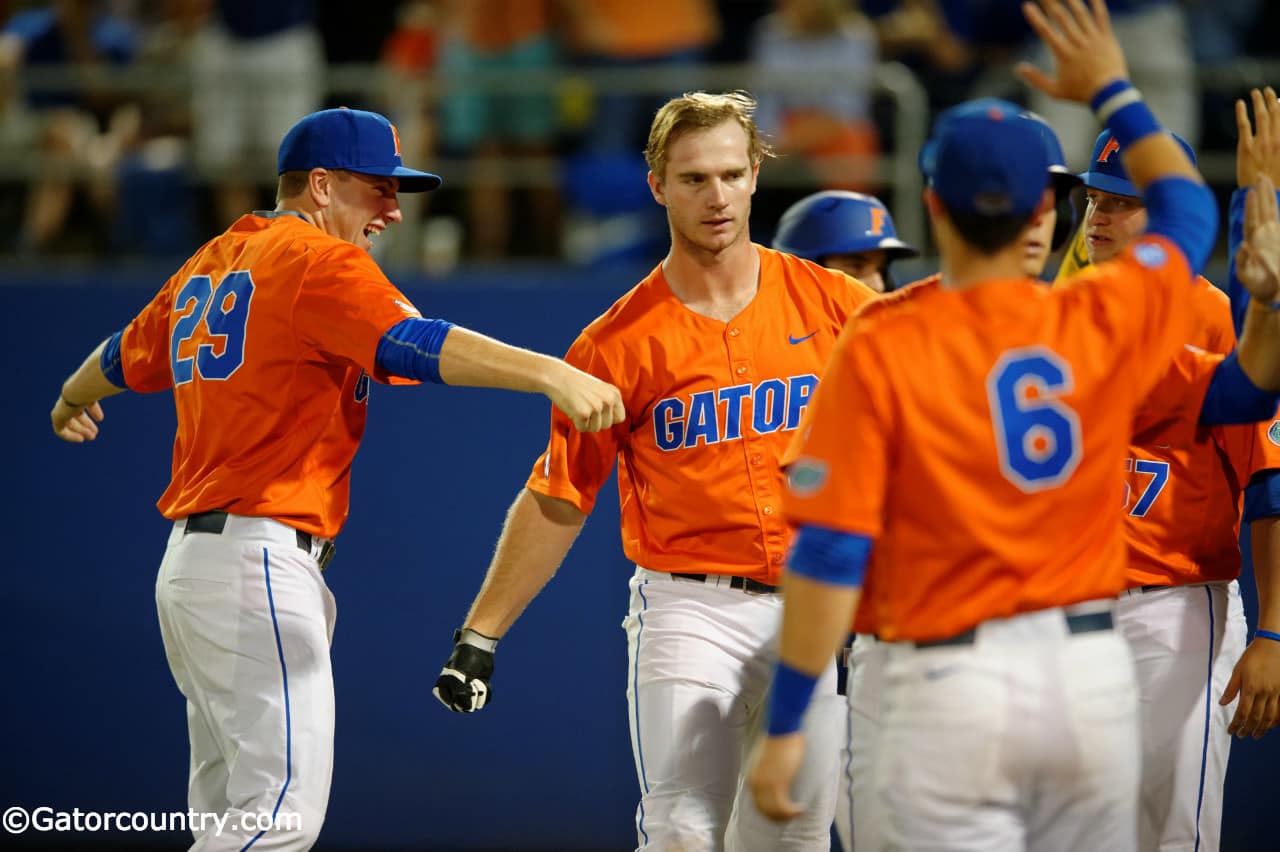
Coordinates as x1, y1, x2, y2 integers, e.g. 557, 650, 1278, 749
785, 236, 1198, 643
113, 213, 423, 539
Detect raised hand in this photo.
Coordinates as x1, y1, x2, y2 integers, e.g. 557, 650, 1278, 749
1237, 87, 1280, 190
1016, 0, 1130, 104
1236, 174, 1280, 306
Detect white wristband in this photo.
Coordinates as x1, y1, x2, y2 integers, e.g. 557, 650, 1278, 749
1094, 86, 1144, 123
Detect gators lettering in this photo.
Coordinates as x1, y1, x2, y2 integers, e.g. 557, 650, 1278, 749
654, 374, 818, 450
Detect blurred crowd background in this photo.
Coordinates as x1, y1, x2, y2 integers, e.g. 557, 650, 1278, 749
0, 0, 1276, 274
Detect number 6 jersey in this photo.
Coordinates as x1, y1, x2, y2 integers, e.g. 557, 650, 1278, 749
114, 213, 422, 538
785, 236, 1198, 642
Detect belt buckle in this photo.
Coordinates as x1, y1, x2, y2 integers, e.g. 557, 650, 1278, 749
317, 540, 336, 572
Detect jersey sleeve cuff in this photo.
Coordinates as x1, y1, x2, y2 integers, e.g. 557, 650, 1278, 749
1245, 469, 1280, 522
1199, 351, 1280, 426
100, 329, 127, 389
786, 524, 872, 587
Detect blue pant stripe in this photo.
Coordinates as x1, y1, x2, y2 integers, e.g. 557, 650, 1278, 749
1192, 585, 1215, 852
241, 548, 293, 851
633, 580, 651, 848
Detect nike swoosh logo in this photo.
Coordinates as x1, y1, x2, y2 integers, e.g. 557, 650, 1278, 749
788, 331, 818, 345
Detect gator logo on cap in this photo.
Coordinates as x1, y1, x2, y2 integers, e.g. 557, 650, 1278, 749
1268, 420, 1280, 447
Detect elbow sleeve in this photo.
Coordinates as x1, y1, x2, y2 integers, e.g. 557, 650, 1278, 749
1144, 178, 1218, 275
375, 317, 455, 383
1199, 351, 1280, 426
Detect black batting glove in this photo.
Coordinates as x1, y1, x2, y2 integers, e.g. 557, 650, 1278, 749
434, 627, 497, 713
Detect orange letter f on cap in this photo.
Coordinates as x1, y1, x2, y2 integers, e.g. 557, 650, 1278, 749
1097, 137, 1120, 164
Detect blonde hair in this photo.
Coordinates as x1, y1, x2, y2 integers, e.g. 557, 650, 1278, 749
644, 91, 774, 182
276, 171, 310, 203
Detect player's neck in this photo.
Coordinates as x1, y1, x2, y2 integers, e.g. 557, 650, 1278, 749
662, 236, 760, 320
939, 242, 1029, 291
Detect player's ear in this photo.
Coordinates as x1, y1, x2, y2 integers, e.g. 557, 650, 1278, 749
750, 161, 760, 195
648, 170, 667, 207
309, 169, 333, 207
922, 187, 944, 219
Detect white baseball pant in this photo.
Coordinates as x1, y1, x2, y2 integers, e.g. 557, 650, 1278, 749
874, 604, 1140, 852
1116, 580, 1246, 852
623, 566, 843, 852
155, 514, 336, 851
834, 633, 886, 852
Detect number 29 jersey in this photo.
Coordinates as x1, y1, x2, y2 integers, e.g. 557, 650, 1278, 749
785, 237, 1197, 642
115, 214, 422, 539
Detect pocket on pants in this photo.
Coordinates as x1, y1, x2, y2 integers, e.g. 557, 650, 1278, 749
877, 652, 1008, 810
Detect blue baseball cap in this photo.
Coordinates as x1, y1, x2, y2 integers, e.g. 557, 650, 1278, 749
1080, 128, 1195, 198
919, 98, 1052, 218
773, 191, 918, 262
277, 108, 442, 193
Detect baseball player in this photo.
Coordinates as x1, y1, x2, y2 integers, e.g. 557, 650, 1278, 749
433, 91, 877, 850
49, 107, 625, 851
1076, 107, 1280, 851
827, 101, 1084, 852
771, 191, 918, 293
748, 1, 1280, 848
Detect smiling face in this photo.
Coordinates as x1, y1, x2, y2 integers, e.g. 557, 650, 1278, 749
648, 119, 759, 259
1084, 188, 1147, 265
324, 170, 402, 252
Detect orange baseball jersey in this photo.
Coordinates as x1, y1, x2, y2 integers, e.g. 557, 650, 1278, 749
527, 245, 875, 584
1124, 278, 1280, 587
116, 213, 421, 539
785, 236, 1197, 642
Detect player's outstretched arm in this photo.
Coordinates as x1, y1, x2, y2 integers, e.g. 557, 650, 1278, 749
1222, 516, 1280, 738
51, 339, 126, 443
433, 488, 587, 713
1229, 88, 1280, 333
434, 326, 625, 433
1234, 175, 1280, 392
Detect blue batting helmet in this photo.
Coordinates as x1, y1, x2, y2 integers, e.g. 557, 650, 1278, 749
1081, 128, 1196, 198
772, 191, 919, 264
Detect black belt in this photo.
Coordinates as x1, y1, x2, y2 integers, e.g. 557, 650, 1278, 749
183, 510, 336, 571
914, 611, 1113, 649
671, 572, 779, 595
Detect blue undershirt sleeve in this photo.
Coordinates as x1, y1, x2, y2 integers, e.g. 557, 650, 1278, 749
99, 330, 127, 388
1199, 351, 1280, 426
1245, 469, 1280, 523
375, 317, 455, 384
786, 524, 873, 587
1228, 188, 1250, 337
1144, 177, 1218, 276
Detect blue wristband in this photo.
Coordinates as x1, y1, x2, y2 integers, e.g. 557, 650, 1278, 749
766, 662, 820, 736
1257, 629, 1280, 644
1091, 80, 1161, 148
1089, 79, 1133, 113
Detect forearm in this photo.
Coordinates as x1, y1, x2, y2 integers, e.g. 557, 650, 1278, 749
1252, 516, 1280, 632
62, 339, 127, 405
1237, 299, 1280, 392
778, 573, 862, 676
463, 488, 587, 637
437, 326, 563, 394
